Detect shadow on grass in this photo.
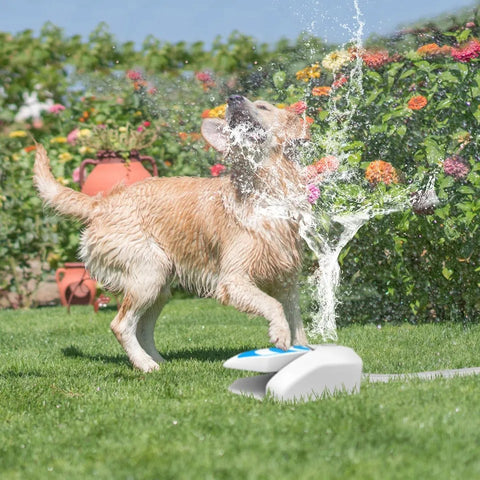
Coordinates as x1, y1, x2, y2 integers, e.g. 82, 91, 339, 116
164, 345, 258, 363
1, 369, 44, 379
61, 345, 130, 367
61, 344, 260, 366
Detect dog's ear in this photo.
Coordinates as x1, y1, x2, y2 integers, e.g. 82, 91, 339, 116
201, 118, 228, 153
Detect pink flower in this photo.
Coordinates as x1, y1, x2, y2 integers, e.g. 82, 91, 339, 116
210, 163, 226, 177
443, 155, 470, 179
127, 70, 143, 81
72, 167, 81, 184
49, 103, 66, 114
307, 183, 321, 204
196, 71, 213, 83
67, 128, 79, 145
137, 126, 144, 132
451, 39, 480, 62
143, 121, 151, 127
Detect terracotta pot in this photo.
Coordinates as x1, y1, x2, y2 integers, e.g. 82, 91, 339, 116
79, 149, 158, 196
55, 262, 97, 308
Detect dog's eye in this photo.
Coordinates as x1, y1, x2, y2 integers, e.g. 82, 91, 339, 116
256, 104, 270, 111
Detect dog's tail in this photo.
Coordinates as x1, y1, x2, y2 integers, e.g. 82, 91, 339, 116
33, 144, 98, 222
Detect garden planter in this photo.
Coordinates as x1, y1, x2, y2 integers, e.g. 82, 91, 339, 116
79, 149, 158, 196
55, 262, 97, 308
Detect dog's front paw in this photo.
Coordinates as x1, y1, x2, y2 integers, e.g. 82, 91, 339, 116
269, 325, 291, 351
134, 358, 160, 373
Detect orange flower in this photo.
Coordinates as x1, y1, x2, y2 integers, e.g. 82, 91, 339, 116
407, 95, 428, 110
417, 43, 452, 57
304, 156, 339, 182
24, 145, 37, 153
178, 132, 189, 141
312, 86, 331, 96
365, 160, 399, 185
360, 50, 390, 69
313, 156, 339, 174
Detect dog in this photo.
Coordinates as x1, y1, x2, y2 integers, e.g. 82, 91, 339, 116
34, 95, 311, 372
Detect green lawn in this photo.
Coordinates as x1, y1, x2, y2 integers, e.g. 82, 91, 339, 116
1, 299, 479, 480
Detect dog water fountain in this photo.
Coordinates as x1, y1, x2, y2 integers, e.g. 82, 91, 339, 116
224, 344, 362, 402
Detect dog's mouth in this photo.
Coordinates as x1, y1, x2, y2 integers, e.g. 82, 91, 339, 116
226, 95, 267, 141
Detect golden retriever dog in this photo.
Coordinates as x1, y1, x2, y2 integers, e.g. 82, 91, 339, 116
34, 95, 310, 372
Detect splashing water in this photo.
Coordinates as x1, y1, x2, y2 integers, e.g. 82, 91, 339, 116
296, 0, 420, 340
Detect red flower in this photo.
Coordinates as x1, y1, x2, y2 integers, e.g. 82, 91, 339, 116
332, 76, 348, 88
210, 163, 226, 177
143, 121, 151, 127
127, 70, 143, 81
286, 101, 307, 115
196, 71, 213, 83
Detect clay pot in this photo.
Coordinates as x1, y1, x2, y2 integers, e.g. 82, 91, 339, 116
79, 149, 158, 196
55, 262, 97, 308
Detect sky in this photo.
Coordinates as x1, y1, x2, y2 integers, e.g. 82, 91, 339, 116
0, 0, 478, 47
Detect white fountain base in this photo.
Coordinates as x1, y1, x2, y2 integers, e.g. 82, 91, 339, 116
224, 344, 363, 402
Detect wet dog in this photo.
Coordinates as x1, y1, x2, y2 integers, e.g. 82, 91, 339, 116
34, 95, 310, 372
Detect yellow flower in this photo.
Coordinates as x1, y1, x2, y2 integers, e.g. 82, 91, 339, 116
9, 130, 28, 138
78, 128, 92, 138
118, 126, 127, 133
275, 103, 286, 109
295, 63, 321, 82
79, 146, 96, 155
50, 136, 67, 144
321, 50, 351, 71
58, 152, 73, 163
12, 154, 21, 161
134, 111, 143, 117
209, 104, 227, 118
56, 177, 69, 186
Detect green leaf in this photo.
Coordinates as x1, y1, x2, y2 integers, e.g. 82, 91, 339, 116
272, 71, 286, 89
399, 68, 415, 80
458, 186, 475, 195
442, 267, 453, 280
438, 71, 458, 84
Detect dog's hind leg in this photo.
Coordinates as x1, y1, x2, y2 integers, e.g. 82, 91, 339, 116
110, 294, 160, 372
110, 246, 172, 372
273, 282, 307, 346
217, 277, 291, 350
136, 285, 171, 364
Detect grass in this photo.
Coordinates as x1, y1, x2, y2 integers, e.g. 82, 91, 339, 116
1, 298, 480, 480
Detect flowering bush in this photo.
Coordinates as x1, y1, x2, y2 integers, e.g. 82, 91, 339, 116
1, 15, 479, 321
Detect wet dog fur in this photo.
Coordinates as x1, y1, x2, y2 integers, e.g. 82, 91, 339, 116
34, 95, 310, 372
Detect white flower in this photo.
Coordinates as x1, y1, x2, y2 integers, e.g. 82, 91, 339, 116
321, 50, 351, 72
15, 92, 53, 122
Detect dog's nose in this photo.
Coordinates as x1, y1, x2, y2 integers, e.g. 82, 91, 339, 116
227, 94, 245, 106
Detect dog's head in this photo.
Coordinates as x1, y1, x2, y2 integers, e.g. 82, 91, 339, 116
201, 95, 310, 159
